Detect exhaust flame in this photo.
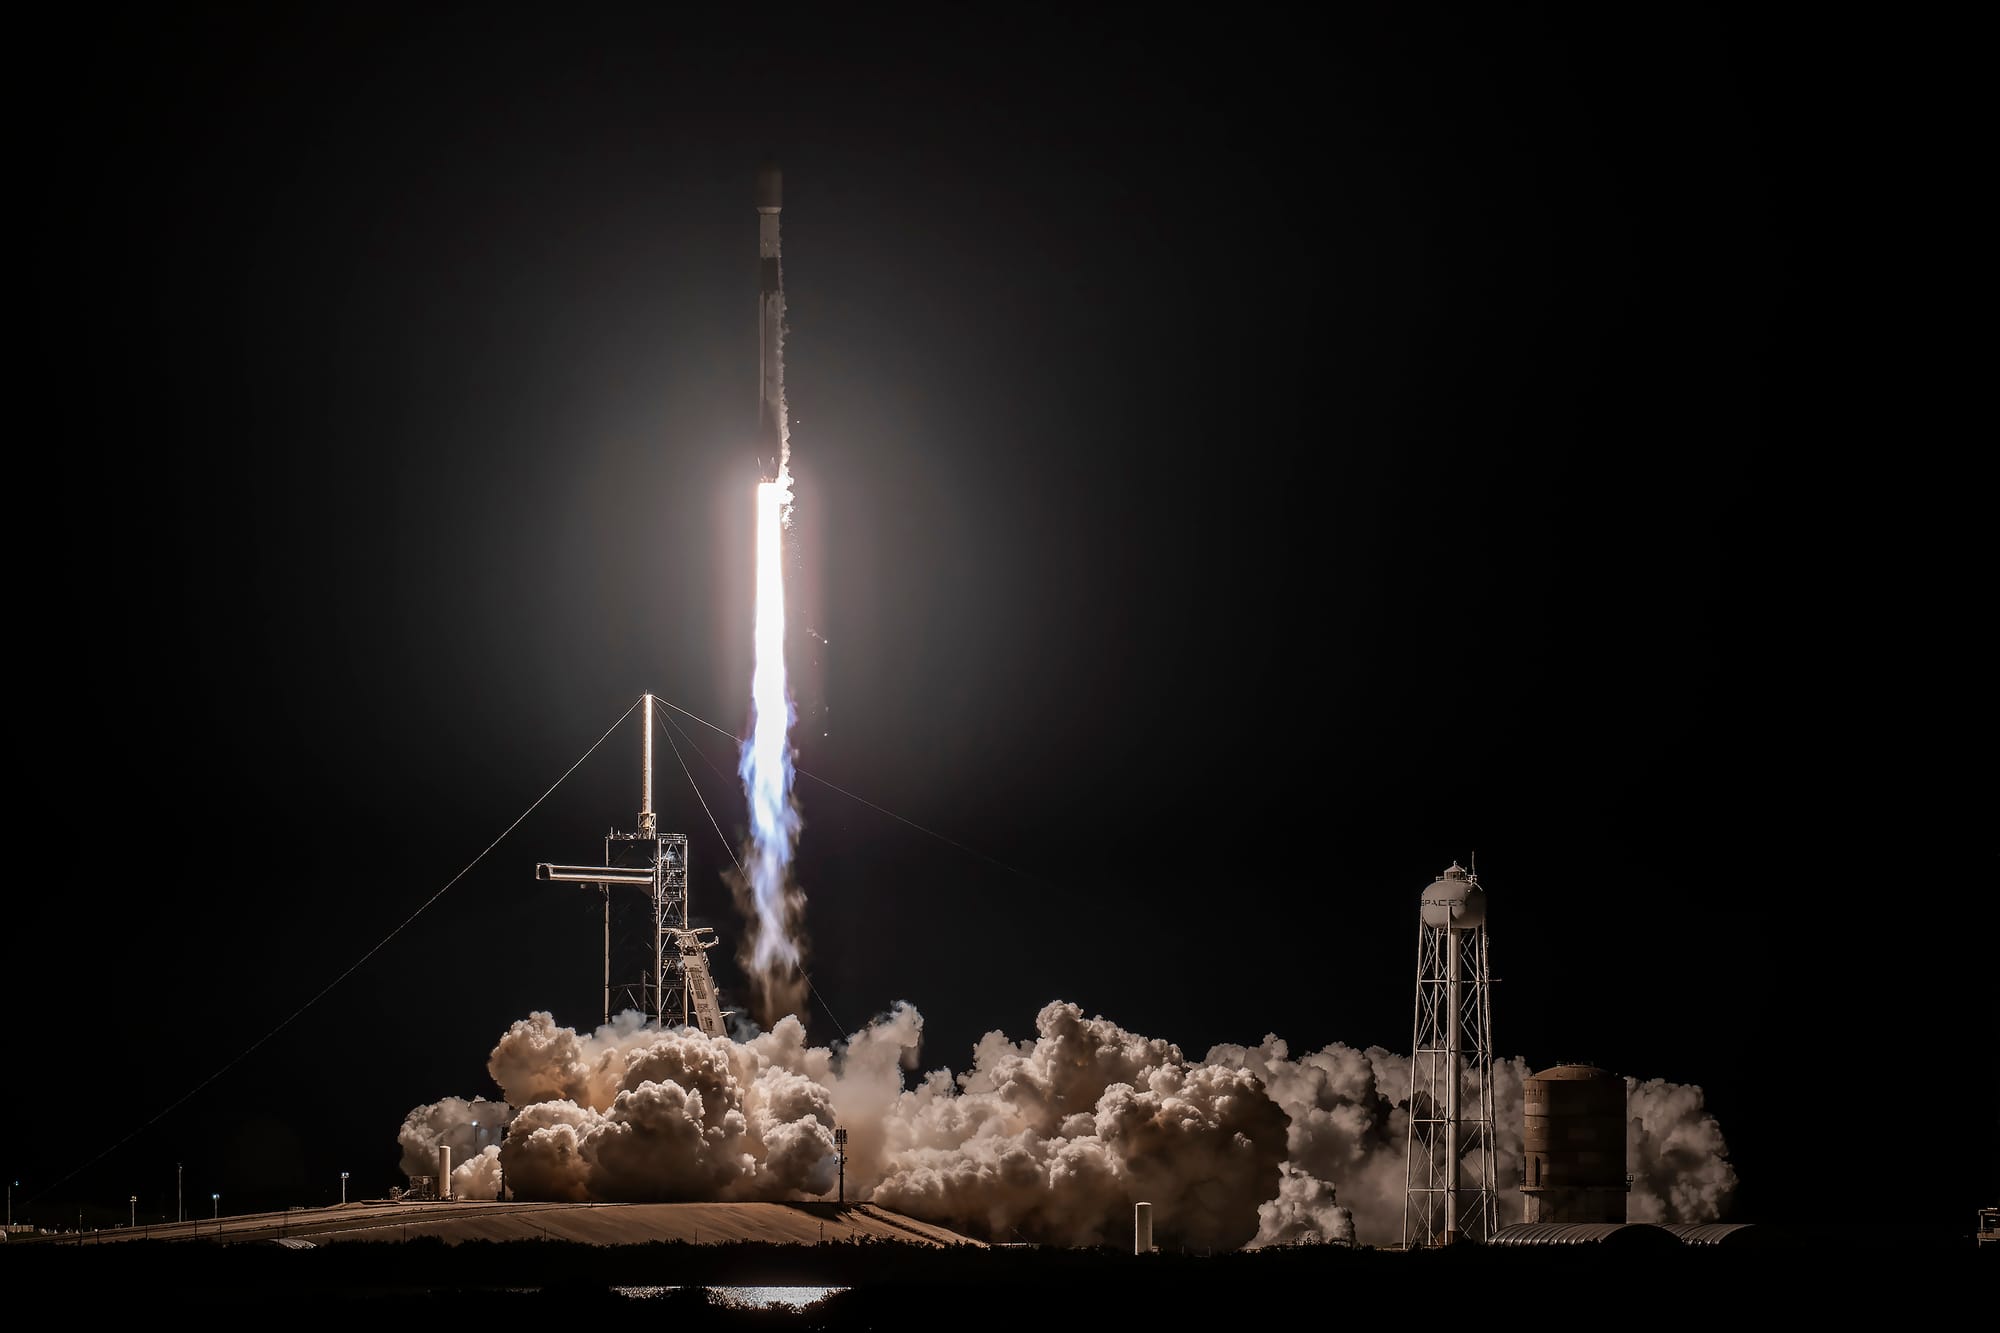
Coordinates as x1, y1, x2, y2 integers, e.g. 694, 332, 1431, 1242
737, 465, 805, 1010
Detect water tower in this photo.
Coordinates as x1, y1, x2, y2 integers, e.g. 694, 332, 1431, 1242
1403, 862, 1499, 1246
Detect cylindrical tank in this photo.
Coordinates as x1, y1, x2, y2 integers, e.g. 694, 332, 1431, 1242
1134, 1201, 1153, 1254
1420, 863, 1486, 929
1519, 1064, 1627, 1223
438, 1145, 453, 1201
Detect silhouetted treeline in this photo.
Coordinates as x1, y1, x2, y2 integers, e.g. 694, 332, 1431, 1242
1, 1231, 1988, 1322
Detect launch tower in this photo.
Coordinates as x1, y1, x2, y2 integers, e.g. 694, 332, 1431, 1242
535, 695, 726, 1036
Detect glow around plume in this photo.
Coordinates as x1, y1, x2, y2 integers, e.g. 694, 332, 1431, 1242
739, 465, 803, 976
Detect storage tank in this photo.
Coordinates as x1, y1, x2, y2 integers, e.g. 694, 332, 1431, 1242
1519, 1063, 1627, 1223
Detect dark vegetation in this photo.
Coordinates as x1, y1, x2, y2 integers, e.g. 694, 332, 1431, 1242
3, 1231, 1988, 1323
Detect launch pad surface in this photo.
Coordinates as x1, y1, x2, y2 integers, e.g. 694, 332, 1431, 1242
19, 1198, 983, 1250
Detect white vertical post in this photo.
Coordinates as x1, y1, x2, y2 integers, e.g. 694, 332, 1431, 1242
641, 693, 654, 832
438, 1145, 452, 1200
1134, 1201, 1153, 1254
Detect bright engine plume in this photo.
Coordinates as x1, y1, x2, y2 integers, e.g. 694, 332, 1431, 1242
736, 465, 807, 1018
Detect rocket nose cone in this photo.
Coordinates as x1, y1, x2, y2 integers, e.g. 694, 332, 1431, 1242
755, 161, 782, 211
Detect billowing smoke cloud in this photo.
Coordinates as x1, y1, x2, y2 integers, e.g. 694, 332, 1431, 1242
1204, 1037, 1416, 1246
396, 1095, 513, 1200
1252, 1163, 1359, 1247
1207, 1035, 1737, 1246
867, 1003, 1289, 1250
1625, 1076, 1738, 1222
401, 1001, 1734, 1246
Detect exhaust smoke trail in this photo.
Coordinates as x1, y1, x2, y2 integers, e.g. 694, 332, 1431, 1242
735, 464, 808, 1021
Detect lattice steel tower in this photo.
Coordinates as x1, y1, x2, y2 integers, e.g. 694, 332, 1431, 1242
1403, 861, 1499, 1247
535, 694, 726, 1035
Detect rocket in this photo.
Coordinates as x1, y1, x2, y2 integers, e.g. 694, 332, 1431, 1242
755, 159, 785, 477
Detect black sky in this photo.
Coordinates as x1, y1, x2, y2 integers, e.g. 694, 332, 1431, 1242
13, 5, 1988, 1232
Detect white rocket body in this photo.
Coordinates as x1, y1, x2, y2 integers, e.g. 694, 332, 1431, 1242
755, 161, 784, 472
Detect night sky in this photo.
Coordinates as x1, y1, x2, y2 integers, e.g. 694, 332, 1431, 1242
14, 6, 1987, 1234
